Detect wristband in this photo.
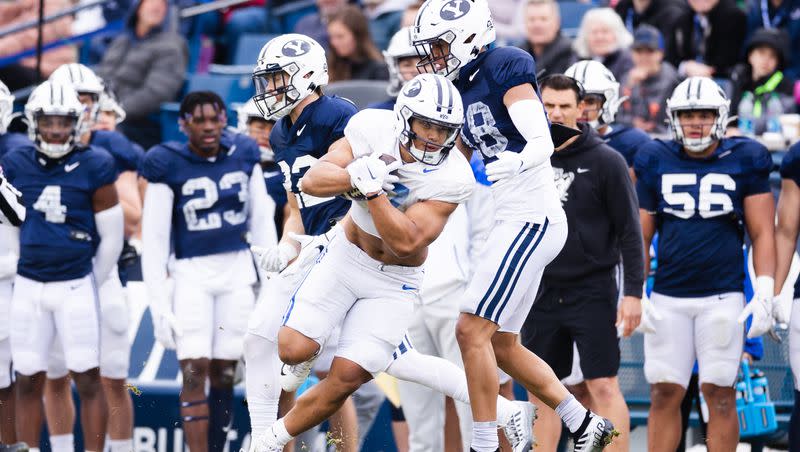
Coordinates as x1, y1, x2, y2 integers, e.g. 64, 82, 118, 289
365, 191, 385, 201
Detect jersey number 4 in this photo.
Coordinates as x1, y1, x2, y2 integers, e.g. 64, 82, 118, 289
33, 185, 67, 223
182, 171, 248, 231
662, 173, 735, 219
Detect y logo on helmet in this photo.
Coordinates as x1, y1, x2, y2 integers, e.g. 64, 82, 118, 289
404, 79, 422, 97
440, 0, 470, 20
281, 40, 311, 57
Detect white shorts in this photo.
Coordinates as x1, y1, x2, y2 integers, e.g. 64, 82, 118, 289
461, 218, 567, 333
173, 251, 257, 361
10, 274, 100, 376
283, 234, 422, 375
47, 270, 130, 380
789, 299, 800, 392
0, 279, 12, 389
644, 292, 745, 388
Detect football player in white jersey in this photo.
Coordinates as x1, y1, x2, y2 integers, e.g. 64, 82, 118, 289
412, 1, 615, 450
254, 73, 494, 451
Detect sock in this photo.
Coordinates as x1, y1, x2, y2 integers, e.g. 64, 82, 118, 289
248, 398, 280, 432
471, 421, 498, 452
385, 349, 470, 403
209, 385, 234, 451
49, 434, 74, 452
269, 418, 294, 446
555, 395, 589, 433
791, 390, 800, 450
496, 396, 515, 426
108, 438, 134, 452
29, 449, 40, 452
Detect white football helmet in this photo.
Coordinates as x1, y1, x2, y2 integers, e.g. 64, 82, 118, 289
0, 80, 15, 135
411, 0, 496, 81
385, 27, 418, 97
97, 87, 126, 124
236, 98, 274, 162
50, 63, 104, 133
565, 60, 620, 128
394, 73, 464, 165
666, 76, 730, 153
252, 33, 329, 120
25, 81, 85, 159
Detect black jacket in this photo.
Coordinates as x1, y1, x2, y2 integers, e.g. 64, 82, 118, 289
614, 0, 689, 39
538, 123, 644, 305
518, 33, 578, 78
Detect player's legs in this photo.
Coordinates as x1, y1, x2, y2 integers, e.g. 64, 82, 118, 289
70, 368, 106, 451
644, 293, 698, 452
789, 298, 800, 450
43, 375, 76, 452
0, 338, 15, 445
98, 270, 133, 451
10, 276, 57, 448
695, 293, 744, 452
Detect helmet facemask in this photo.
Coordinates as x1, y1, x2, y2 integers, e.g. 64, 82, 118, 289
252, 63, 310, 120
414, 31, 464, 80
670, 109, 724, 153
76, 91, 100, 135
397, 106, 460, 166
31, 112, 82, 159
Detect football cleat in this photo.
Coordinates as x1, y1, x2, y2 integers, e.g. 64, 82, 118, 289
501, 400, 537, 452
280, 356, 318, 392
572, 412, 618, 452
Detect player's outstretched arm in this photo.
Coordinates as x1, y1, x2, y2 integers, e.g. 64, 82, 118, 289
142, 183, 173, 297
745, 192, 777, 282
300, 137, 356, 197
776, 178, 800, 292
92, 183, 123, 286
248, 164, 278, 249
368, 197, 457, 258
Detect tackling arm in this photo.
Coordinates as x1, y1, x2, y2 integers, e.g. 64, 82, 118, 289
367, 197, 457, 258
299, 137, 356, 197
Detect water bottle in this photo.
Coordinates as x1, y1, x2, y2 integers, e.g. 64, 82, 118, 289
766, 93, 784, 134
738, 92, 756, 137
751, 369, 770, 404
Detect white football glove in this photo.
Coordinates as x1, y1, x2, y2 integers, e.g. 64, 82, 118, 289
636, 292, 662, 334
282, 225, 342, 277
347, 154, 401, 196
251, 242, 299, 273
485, 152, 524, 183
738, 276, 775, 339
149, 285, 182, 350
773, 290, 793, 326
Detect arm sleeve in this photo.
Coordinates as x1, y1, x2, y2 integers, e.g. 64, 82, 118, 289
604, 151, 645, 297
248, 164, 278, 249
0, 225, 19, 279
93, 204, 124, 286
507, 98, 554, 170
142, 183, 174, 306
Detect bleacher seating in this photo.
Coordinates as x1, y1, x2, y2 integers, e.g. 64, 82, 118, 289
559, 1, 594, 38
233, 33, 279, 66
186, 72, 255, 104
325, 80, 390, 109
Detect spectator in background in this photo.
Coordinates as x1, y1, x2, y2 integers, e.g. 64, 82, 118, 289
519, 0, 578, 78
364, 0, 413, 51
327, 5, 389, 82
617, 25, 680, 135
0, 0, 76, 91
489, 0, 525, 44
730, 27, 796, 133
96, 0, 188, 150
370, 26, 419, 110
400, 0, 424, 27
666, 0, 746, 79
294, 0, 348, 49
745, 0, 800, 80
614, 0, 688, 41
573, 7, 634, 82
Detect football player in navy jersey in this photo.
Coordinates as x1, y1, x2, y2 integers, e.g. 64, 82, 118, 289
412, 1, 614, 450
141, 91, 277, 452
2, 81, 123, 452
634, 77, 776, 452
369, 26, 421, 111
0, 81, 31, 158
565, 60, 652, 178
774, 141, 800, 450
44, 63, 141, 452
236, 99, 289, 236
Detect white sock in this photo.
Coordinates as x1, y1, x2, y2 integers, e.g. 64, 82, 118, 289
108, 438, 134, 452
49, 434, 74, 452
496, 396, 515, 426
555, 395, 589, 433
385, 349, 470, 403
471, 420, 498, 452
29, 449, 41, 452
269, 418, 294, 446
243, 333, 283, 432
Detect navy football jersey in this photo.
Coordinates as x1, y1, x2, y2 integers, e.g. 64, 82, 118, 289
634, 137, 772, 297
270, 95, 356, 235
780, 142, 800, 298
0, 132, 33, 158
1, 145, 118, 282
603, 125, 652, 167
454, 46, 541, 164
368, 98, 397, 111
140, 131, 260, 259
90, 130, 143, 174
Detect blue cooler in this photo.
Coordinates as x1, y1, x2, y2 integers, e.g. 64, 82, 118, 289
736, 360, 778, 438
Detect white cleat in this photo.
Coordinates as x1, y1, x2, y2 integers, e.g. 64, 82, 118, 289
572, 412, 618, 452
501, 400, 537, 452
279, 357, 317, 392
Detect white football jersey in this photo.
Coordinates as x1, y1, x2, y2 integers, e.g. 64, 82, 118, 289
344, 109, 475, 238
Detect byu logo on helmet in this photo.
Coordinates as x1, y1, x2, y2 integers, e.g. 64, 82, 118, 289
404, 79, 422, 97
282, 39, 310, 57
440, 0, 470, 20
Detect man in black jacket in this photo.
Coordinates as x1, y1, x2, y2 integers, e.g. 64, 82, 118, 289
521, 74, 644, 452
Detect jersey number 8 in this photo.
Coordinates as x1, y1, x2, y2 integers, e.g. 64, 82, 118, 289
662, 173, 735, 219
466, 102, 508, 158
